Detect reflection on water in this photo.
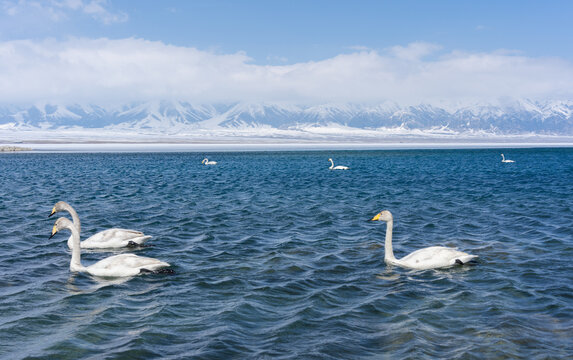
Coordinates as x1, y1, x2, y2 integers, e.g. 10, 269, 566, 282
376, 267, 401, 281
65, 273, 132, 295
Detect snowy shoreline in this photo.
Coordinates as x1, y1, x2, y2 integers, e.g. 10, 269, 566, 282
2, 138, 573, 153
2, 126, 573, 152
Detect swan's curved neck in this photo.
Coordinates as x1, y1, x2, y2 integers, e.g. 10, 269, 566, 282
501, 154, 505, 160
64, 204, 81, 249
68, 225, 85, 272
64, 204, 81, 233
384, 219, 397, 263
329, 159, 334, 169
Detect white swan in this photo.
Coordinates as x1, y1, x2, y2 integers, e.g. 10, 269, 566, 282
50, 217, 171, 277
49, 201, 151, 249
328, 158, 349, 170
202, 158, 217, 165
501, 154, 515, 163
371, 210, 477, 270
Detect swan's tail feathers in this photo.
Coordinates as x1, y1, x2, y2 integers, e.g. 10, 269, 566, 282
135, 235, 153, 243
453, 255, 478, 265
124, 235, 152, 248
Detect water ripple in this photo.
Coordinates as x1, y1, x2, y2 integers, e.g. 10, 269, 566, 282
1, 149, 572, 359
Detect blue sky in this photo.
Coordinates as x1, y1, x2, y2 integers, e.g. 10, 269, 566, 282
1, 0, 572, 106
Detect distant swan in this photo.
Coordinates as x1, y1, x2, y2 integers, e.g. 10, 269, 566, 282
501, 154, 515, 163
50, 217, 171, 277
370, 210, 477, 270
202, 158, 217, 165
328, 158, 349, 170
49, 201, 151, 249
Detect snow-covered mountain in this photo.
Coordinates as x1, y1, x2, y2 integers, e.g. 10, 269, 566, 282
1, 99, 573, 136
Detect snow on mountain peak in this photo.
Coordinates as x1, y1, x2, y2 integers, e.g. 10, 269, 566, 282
1, 99, 572, 136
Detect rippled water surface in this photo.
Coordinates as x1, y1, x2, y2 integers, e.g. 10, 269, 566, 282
1, 148, 572, 359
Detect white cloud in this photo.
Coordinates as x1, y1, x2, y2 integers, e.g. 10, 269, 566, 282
81, 0, 127, 24
388, 42, 442, 61
1, 0, 127, 24
0, 38, 572, 106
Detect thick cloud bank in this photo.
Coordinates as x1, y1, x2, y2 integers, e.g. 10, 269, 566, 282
1, 38, 572, 106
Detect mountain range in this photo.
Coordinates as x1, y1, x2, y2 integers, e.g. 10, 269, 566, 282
1, 99, 573, 136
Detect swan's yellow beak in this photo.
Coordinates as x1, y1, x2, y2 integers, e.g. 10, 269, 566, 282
371, 213, 381, 221
48, 206, 56, 218
49, 224, 59, 239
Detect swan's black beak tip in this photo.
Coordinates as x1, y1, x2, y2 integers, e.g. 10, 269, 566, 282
49, 233, 55, 239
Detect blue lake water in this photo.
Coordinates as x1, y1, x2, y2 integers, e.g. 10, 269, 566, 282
1, 148, 572, 359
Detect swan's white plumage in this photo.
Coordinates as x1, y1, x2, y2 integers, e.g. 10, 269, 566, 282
50, 201, 151, 249
75, 253, 170, 277
371, 210, 477, 270
501, 154, 515, 163
202, 158, 217, 165
328, 158, 349, 170
51, 217, 170, 277
78, 228, 151, 249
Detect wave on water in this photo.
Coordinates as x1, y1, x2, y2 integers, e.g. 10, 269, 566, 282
1, 149, 572, 359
